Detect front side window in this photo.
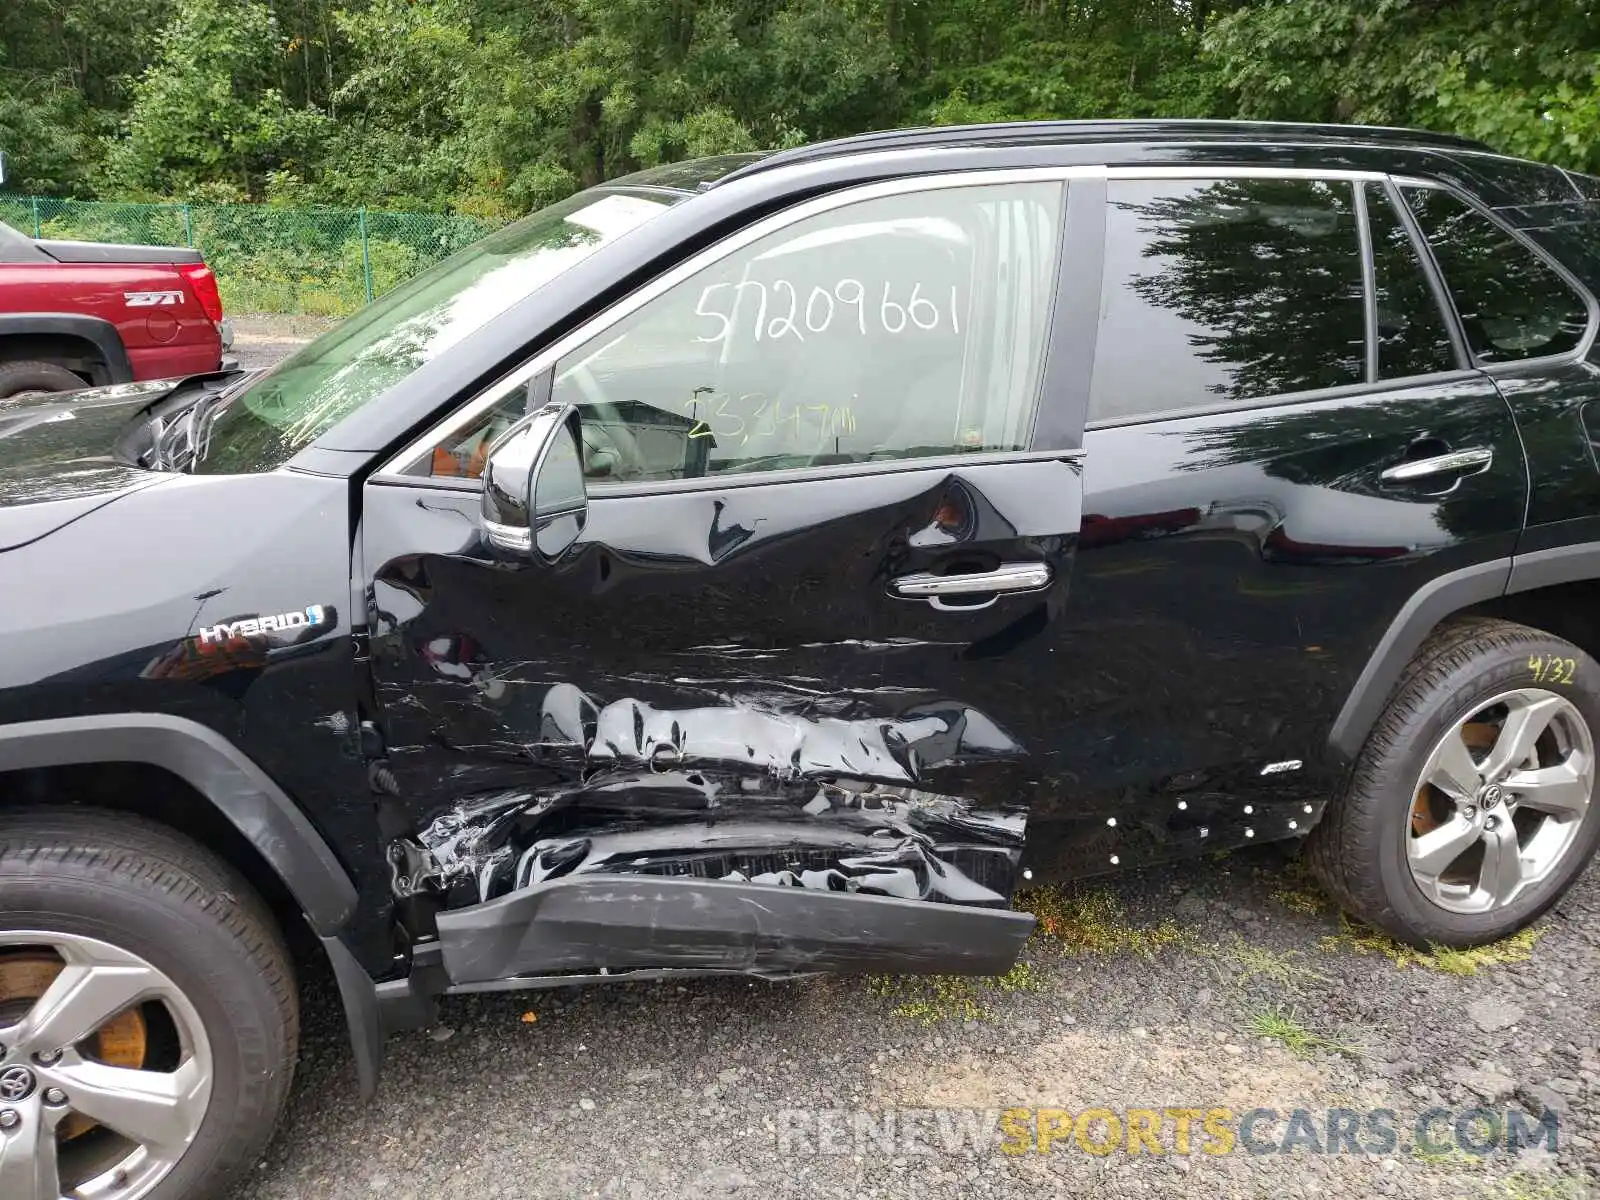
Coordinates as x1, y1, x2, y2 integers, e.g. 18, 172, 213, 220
526, 182, 1063, 484
1402, 186, 1590, 364
1089, 177, 1367, 424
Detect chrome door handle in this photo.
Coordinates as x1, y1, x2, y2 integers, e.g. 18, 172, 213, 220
893, 562, 1052, 610
1379, 447, 1493, 485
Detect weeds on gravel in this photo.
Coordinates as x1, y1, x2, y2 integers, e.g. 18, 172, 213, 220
1198, 936, 1331, 988
1260, 855, 1331, 917
1490, 1171, 1595, 1200
1247, 1006, 1358, 1058
1269, 884, 1327, 915
1018, 886, 1192, 956
868, 961, 1043, 1025
1320, 916, 1546, 976
1412, 1142, 1486, 1167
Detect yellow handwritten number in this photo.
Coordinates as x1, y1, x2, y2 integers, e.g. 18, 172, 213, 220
1528, 654, 1577, 684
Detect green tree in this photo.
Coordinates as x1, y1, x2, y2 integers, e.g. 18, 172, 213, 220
1206, 0, 1600, 172
103, 0, 330, 198
4, 0, 1600, 215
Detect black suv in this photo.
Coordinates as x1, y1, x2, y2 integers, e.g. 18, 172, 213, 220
4, 120, 1600, 1198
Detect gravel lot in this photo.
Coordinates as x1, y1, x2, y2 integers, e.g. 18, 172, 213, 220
229, 314, 338, 373
231, 324, 1598, 1200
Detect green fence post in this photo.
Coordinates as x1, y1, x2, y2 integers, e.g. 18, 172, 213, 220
359, 208, 373, 305
182, 203, 193, 247
30, 197, 40, 239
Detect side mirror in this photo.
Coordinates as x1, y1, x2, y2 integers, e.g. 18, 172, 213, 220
481, 402, 587, 558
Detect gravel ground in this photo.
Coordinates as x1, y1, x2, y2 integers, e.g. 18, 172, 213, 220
229, 325, 1599, 1200
229, 314, 337, 372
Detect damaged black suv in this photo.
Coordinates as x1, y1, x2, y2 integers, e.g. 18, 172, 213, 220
5, 120, 1600, 1198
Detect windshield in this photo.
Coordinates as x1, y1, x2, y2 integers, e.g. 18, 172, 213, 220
192, 188, 679, 474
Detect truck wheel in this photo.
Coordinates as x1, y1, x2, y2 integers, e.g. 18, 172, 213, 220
0, 810, 297, 1200
0, 361, 87, 400
1309, 617, 1600, 948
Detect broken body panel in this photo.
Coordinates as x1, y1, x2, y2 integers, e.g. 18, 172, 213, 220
363, 458, 1081, 978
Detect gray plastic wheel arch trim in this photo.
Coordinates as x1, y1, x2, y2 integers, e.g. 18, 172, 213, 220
1330, 543, 1600, 762
1328, 558, 1513, 761
0, 713, 357, 932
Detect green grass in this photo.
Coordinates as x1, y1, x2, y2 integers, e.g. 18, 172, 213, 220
1018, 886, 1194, 956
1247, 1005, 1359, 1058
868, 960, 1043, 1025
1487, 1171, 1595, 1200
1198, 935, 1331, 988
1320, 917, 1546, 976
1269, 883, 1328, 916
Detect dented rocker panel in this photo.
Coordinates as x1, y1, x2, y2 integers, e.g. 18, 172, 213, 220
435, 875, 1036, 984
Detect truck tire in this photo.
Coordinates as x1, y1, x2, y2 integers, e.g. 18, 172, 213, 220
0, 360, 87, 399
1309, 617, 1600, 947
0, 809, 298, 1200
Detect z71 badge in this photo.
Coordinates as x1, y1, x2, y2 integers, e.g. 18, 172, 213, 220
197, 604, 329, 645
123, 290, 185, 307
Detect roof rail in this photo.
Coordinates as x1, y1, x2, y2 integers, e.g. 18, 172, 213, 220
716, 119, 1492, 186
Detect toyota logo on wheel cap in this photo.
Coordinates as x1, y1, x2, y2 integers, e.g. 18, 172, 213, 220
0, 1065, 36, 1102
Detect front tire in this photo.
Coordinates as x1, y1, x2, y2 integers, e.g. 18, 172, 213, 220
0, 810, 298, 1199
1309, 617, 1600, 947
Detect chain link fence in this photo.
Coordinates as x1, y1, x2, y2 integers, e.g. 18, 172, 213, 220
0, 196, 507, 317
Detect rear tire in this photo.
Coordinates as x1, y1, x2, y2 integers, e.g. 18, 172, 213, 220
1309, 617, 1600, 947
0, 809, 298, 1199
0, 360, 87, 399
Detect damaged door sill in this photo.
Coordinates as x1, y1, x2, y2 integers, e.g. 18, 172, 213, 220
445, 965, 816, 995
434, 873, 1035, 985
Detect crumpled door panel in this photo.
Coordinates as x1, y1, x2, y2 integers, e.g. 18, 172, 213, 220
362, 458, 1082, 928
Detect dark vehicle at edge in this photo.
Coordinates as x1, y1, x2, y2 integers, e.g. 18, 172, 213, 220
4, 120, 1600, 1198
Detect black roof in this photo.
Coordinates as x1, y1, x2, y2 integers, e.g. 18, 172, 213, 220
717, 119, 1493, 186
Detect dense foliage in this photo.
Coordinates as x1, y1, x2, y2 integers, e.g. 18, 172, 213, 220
3, 0, 1599, 215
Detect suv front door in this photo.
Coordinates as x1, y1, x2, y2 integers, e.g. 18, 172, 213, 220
359, 171, 1094, 975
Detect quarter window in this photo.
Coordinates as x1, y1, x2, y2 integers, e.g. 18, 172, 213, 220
1365, 185, 1458, 379
538, 182, 1063, 484
1401, 186, 1589, 364
1089, 178, 1367, 424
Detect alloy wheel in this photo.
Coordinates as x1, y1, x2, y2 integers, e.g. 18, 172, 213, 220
1407, 688, 1595, 915
0, 932, 212, 1200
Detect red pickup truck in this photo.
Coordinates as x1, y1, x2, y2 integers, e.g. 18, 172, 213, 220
0, 218, 231, 399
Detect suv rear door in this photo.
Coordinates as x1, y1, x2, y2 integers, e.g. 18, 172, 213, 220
1030, 169, 1530, 876
359, 170, 1098, 978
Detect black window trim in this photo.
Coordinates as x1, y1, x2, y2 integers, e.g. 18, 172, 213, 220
1083, 367, 1483, 433
374, 165, 1099, 492
371, 444, 1086, 498
1389, 174, 1600, 372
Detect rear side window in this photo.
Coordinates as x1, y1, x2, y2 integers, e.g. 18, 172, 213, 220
1402, 186, 1590, 363
1364, 185, 1458, 379
1090, 177, 1367, 424
1566, 170, 1600, 202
